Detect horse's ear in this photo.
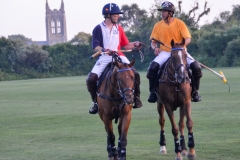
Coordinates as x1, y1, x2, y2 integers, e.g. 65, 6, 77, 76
181, 38, 185, 46
129, 58, 135, 67
115, 59, 121, 68
170, 39, 174, 47
114, 56, 120, 68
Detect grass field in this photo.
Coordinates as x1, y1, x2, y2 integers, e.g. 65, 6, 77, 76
0, 67, 240, 160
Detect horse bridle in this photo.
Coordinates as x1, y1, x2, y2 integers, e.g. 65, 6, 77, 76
116, 67, 135, 103
171, 48, 187, 80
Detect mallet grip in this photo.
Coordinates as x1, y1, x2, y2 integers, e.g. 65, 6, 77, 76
90, 50, 134, 59
90, 50, 102, 59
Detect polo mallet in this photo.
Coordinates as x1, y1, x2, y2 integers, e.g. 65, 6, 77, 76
150, 38, 171, 49
90, 48, 145, 62
150, 38, 229, 87
196, 62, 227, 83
90, 50, 132, 59
196, 63, 230, 91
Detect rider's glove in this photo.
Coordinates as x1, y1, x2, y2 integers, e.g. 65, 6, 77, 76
102, 48, 115, 56
133, 41, 142, 50
133, 41, 147, 50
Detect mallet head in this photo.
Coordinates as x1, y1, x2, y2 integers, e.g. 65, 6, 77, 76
219, 71, 227, 83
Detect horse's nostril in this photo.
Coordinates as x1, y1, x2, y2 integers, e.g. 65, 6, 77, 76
178, 77, 186, 84
125, 93, 134, 104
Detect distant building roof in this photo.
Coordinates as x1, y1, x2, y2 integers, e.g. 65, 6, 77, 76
35, 41, 48, 45
26, 41, 48, 46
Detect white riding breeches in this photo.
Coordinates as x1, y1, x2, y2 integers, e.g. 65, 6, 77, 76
152, 51, 195, 67
91, 55, 130, 78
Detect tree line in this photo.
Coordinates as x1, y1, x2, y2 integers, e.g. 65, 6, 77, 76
0, 1, 240, 81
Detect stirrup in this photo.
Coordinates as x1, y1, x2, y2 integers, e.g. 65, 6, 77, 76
133, 97, 142, 109
89, 102, 99, 114
191, 91, 201, 102
148, 92, 157, 103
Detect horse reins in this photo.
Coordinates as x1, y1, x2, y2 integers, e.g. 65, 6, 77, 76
116, 68, 135, 102
171, 48, 187, 83
97, 55, 135, 104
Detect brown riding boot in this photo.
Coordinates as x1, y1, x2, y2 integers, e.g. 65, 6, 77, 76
86, 73, 99, 114
132, 69, 142, 109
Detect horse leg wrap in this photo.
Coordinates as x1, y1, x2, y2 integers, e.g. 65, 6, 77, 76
159, 130, 166, 146
117, 139, 121, 156
188, 132, 195, 148
174, 138, 182, 153
107, 136, 117, 157
180, 135, 187, 150
117, 139, 127, 158
120, 139, 127, 149
120, 148, 126, 159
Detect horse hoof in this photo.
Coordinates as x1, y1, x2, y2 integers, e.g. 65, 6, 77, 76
181, 150, 188, 156
187, 152, 196, 160
175, 156, 183, 160
159, 146, 167, 154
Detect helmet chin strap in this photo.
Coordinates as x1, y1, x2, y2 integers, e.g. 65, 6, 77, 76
164, 12, 173, 22
110, 15, 117, 24
105, 14, 116, 24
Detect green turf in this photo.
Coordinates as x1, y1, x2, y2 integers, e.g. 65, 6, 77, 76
0, 67, 240, 160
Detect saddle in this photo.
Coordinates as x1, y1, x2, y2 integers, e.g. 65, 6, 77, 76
97, 62, 115, 90
156, 59, 195, 95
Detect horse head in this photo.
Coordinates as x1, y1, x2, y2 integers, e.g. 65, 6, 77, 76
170, 39, 188, 84
115, 58, 135, 105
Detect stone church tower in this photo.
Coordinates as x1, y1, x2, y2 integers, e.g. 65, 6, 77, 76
45, 0, 67, 45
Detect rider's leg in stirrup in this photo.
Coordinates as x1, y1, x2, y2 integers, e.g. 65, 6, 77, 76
147, 61, 160, 103
86, 72, 99, 114
132, 68, 142, 109
190, 61, 202, 102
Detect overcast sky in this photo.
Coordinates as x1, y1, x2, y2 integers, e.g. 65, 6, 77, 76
0, 0, 239, 41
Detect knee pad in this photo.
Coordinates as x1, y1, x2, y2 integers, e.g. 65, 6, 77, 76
190, 61, 202, 78
147, 61, 160, 79
132, 67, 140, 84
86, 72, 98, 84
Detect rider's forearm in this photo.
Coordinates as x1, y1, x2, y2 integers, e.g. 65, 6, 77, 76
94, 46, 103, 52
184, 38, 191, 47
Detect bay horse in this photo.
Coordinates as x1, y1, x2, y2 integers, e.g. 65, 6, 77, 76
157, 39, 196, 160
97, 53, 135, 160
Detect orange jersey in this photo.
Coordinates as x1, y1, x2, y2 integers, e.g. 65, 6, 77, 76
150, 18, 191, 52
